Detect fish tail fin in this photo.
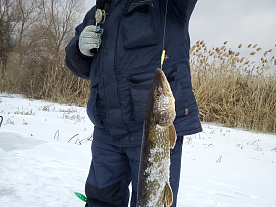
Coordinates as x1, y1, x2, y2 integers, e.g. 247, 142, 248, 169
169, 125, 177, 148
164, 182, 173, 206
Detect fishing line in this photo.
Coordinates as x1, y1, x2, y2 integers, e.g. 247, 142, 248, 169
162, 0, 169, 51
161, 0, 169, 69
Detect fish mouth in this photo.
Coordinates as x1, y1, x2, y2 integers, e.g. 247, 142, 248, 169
154, 69, 173, 97
152, 69, 176, 125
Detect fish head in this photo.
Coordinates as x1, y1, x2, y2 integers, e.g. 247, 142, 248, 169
150, 69, 176, 127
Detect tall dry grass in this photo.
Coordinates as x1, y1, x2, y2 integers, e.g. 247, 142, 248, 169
0, 51, 90, 106
190, 41, 276, 133
1, 41, 275, 133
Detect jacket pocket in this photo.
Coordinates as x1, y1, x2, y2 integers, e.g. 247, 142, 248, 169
87, 77, 104, 128
175, 63, 196, 117
128, 72, 154, 122
160, 69, 185, 120
121, 0, 159, 49
163, 65, 191, 118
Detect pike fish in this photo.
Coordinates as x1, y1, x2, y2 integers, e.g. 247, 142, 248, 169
136, 68, 176, 207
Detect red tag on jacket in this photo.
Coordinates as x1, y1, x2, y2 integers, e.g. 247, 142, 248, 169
185, 109, 189, 115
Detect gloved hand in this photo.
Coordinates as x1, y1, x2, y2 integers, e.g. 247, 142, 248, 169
78, 25, 103, 57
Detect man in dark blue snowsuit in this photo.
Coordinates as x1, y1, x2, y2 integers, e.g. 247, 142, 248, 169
65, 0, 201, 206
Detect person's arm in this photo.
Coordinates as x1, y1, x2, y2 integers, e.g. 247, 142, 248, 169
65, 7, 97, 79
168, 0, 197, 25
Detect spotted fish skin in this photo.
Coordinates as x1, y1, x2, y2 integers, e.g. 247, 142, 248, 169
136, 69, 176, 207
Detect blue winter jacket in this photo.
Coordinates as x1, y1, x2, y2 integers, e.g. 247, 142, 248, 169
65, 0, 202, 147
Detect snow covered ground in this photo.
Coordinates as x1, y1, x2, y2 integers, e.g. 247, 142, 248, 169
0, 93, 275, 207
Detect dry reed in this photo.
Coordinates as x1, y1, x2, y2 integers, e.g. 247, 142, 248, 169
1, 41, 275, 133
190, 41, 276, 133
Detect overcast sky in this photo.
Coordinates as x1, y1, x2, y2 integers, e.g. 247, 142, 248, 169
84, 0, 276, 54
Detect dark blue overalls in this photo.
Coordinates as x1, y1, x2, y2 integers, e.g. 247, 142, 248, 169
65, 0, 201, 206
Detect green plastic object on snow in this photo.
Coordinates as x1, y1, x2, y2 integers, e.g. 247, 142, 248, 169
75, 192, 87, 203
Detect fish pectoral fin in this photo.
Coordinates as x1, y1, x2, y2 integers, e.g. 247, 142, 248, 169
163, 182, 173, 207
169, 125, 177, 148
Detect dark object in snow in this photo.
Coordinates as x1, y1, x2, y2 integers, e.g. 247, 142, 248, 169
0, 116, 3, 128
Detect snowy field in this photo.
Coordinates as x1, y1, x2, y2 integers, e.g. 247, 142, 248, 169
0, 93, 275, 207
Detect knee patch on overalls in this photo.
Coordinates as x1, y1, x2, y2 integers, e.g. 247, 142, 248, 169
85, 181, 129, 207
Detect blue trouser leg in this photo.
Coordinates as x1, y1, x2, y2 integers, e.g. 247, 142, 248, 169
125, 146, 141, 207
169, 136, 184, 207
85, 140, 132, 207
85, 136, 183, 207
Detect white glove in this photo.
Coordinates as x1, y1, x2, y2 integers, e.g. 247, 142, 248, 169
78, 25, 103, 57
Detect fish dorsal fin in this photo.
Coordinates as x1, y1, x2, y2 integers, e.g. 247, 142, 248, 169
169, 125, 176, 148
163, 182, 173, 206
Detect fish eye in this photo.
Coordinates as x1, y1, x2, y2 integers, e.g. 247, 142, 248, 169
155, 90, 161, 98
